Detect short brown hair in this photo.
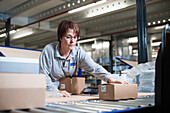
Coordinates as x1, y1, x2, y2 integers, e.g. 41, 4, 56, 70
57, 20, 80, 43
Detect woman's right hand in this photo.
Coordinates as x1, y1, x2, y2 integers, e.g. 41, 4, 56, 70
59, 90, 71, 97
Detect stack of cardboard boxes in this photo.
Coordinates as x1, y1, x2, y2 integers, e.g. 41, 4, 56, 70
0, 46, 46, 110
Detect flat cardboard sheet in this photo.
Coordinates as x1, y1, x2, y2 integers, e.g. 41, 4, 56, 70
119, 58, 138, 67
0, 46, 41, 59
46, 93, 154, 103
46, 94, 99, 103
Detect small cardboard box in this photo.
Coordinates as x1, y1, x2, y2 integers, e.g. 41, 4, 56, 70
59, 77, 72, 93
99, 83, 138, 100
0, 72, 46, 110
59, 77, 85, 95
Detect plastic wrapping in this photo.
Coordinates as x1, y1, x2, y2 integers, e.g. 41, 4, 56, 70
46, 91, 63, 98
122, 62, 155, 92
138, 70, 155, 92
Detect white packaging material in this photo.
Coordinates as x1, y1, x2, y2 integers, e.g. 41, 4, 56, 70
138, 70, 155, 92
106, 74, 135, 84
145, 62, 155, 70
139, 70, 155, 79
138, 86, 154, 92
122, 62, 155, 92
46, 91, 63, 97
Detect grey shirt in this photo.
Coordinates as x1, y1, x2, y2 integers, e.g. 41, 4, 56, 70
39, 42, 112, 91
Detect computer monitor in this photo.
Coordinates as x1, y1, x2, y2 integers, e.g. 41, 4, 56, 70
155, 22, 170, 112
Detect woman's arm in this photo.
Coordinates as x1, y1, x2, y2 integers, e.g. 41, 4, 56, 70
78, 48, 128, 84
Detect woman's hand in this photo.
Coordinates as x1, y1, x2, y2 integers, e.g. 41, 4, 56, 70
59, 90, 71, 97
107, 78, 128, 84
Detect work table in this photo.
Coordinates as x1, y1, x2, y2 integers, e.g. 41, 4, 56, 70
0, 93, 154, 113
46, 93, 154, 103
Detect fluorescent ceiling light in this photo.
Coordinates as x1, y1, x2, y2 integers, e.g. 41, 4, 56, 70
12, 31, 34, 39
148, 22, 151, 26
68, 0, 107, 13
127, 37, 138, 43
9, 30, 16, 34
11, 28, 36, 40
77, 38, 96, 43
152, 37, 157, 40
0, 33, 6, 37
0, 30, 16, 37
154, 25, 165, 30
87, 1, 130, 18
151, 42, 161, 46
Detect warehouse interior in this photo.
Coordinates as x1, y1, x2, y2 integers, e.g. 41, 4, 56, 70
0, 0, 170, 112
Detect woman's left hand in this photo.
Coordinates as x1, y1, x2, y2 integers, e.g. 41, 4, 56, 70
107, 78, 129, 84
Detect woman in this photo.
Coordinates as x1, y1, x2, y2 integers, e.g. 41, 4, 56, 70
40, 20, 128, 97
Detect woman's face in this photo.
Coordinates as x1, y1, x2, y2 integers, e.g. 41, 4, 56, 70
60, 28, 77, 51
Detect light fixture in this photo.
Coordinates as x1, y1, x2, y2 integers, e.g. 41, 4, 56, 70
151, 42, 161, 46
154, 25, 165, 30
127, 37, 138, 43
9, 30, 16, 34
148, 22, 151, 26
152, 37, 157, 40
86, 0, 131, 18
158, 20, 161, 24
77, 38, 96, 43
12, 31, 34, 39
0, 30, 16, 38
11, 28, 35, 40
77, 0, 80, 4
68, 0, 107, 13
163, 20, 166, 23
0, 33, 6, 38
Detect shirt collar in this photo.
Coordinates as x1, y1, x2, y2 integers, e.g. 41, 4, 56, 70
55, 43, 77, 60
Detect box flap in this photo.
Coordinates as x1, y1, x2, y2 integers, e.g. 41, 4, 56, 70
0, 72, 46, 88
0, 45, 41, 59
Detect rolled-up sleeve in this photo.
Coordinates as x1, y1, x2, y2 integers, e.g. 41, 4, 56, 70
79, 48, 112, 82
39, 49, 59, 92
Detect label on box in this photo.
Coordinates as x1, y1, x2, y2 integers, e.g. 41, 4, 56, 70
71, 79, 72, 84
101, 86, 106, 92
61, 84, 65, 89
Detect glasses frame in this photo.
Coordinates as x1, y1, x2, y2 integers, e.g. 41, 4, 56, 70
64, 35, 79, 40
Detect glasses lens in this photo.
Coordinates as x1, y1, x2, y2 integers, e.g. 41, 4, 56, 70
66, 36, 71, 39
65, 36, 77, 40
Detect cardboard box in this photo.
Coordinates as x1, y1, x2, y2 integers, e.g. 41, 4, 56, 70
0, 45, 41, 59
99, 83, 138, 100
0, 72, 46, 110
59, 77, 72, 93
0, 46, 41, 74
59, 77, 85, 95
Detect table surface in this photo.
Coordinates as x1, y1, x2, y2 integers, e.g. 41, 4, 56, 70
46, 92, 155, 103
0, 93, 155, 113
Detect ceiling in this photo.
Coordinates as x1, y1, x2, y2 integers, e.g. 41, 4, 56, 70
0, 0, 169, 49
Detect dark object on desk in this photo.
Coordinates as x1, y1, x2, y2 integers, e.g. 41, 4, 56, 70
82, 87, 99, 94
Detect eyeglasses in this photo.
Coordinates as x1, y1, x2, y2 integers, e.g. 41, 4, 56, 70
65, 36, 79, 40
